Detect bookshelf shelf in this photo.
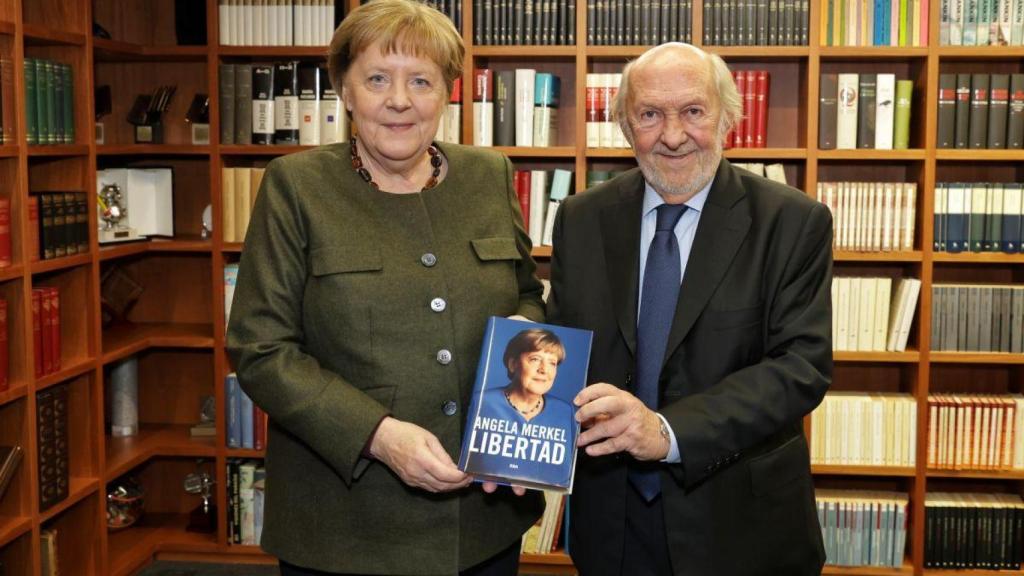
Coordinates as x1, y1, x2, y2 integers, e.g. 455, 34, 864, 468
811, 465, 916, 477
925, 469, 1024, 480
108, 513, 219, 576
38, 477, 99, 523
98, 241, 150, 261
929, 352, 1024, 365
105, 424, 217, 481
35, 357, 96, 392
724, 147, 808, 159
585, 148, 635, 158
931, 253, 1024, 264
99, 238, 214, 261
817, 47, 929, 59
822, 562, 914, 575
532, 246, 553, 258
922, 570, 1024, 576
96, 145, 213, 156
29, 253, 92, 275
0, 264, 24, 283
816, 149, 927, 161
219, 145, 310, 156
217, 46, 329, 57
494, 146, 577, 157
0, 383, 27, 407
934, 150, 1024, 161
936, 46, 1024, 59
520, 551, 574, 566
0, 21, 14, 35
832, 351, 920, 363
0, 145, 19, 158
833, 251, 923, 262
0, 516, 31, 549
93, 39, 209, 62
26, 145, 90, 157
225, 448, 265, 459
102, 322, 215, 365
22, 24, 87, 46
474, 46, 578, 57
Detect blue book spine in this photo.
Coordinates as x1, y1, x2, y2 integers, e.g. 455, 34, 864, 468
882, 0, 891, 45
240, 389, 254, 449
1003, 184, 1022, 253
874, 0, 885, 44
227, 373, 241, 448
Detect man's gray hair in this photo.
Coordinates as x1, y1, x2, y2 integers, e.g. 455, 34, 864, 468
612, 43, 744, 143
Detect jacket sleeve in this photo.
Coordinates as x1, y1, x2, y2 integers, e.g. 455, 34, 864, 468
503, 154, 546, 322
225, 160, 389, 486
664, 201, 833, 489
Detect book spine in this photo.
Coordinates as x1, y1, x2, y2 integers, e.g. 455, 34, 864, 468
235, 64, 254, 144
819, 73, 839, 149
220, 64, 237, 145
969, 73, 991, 148
937, 73, 957, 147
893, 79, 913, 149
987, 73, 1009, 148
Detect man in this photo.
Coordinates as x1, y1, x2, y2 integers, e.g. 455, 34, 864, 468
547, 43, 831, 576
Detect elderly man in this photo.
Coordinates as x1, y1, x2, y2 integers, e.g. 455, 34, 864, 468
547, 43, 831, 576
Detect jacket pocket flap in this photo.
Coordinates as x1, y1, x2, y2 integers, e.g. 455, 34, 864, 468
310, 246, 383, 276
471, 237, 521, 261
748, 435, 808, 496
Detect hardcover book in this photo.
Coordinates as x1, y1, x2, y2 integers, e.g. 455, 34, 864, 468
459, 316, 593, 492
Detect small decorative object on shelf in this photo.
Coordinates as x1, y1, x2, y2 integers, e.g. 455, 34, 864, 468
100, 265, 144, 328
106, 476, 145, 530
127, 85, 177, 144
184, 463, 217, 534
109, 356, 139, 437
97, 182, 140, 244
96, 168, 175, 243
186, 93, 210, 145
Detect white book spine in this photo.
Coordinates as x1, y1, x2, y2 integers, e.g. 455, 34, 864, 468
528, 170, 547, 244
874, 277, 892, 351
474, 102, 494, 146
902, 183, 917, 250
275, 95, 299, 132
951, 0, 965, 43
836, 73, 860, 149
1014, 0, 1024, 44
515, 69, 536, 146
874, 74, 896, 149
445, 103, 461, 144
585, 73, 599, 148
220, 0, 231, 45
600, 73, 615, 147
298, 99, 320, 145
243, 0, 254, 45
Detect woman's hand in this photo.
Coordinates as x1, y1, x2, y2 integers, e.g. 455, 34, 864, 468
369, 417, 472, 493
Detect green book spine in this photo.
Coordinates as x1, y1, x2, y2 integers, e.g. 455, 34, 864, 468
23, 58, 36, 145
52, 62, 63, 145
893, 79, 913, 149
44, 61, 56, 145
33, 60, 47, 146
899, 0, 909, 46
61, 64, 74, 144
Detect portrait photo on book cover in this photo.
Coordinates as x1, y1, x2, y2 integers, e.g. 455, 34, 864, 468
459, 316, 592, 493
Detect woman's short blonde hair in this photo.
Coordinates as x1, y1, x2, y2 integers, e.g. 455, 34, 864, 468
327, 0, 464, 96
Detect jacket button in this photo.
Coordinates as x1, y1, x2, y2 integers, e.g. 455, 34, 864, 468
436, 349, 452, 365
421, 253, 437, 267
442, 400, 457, 416
430, 297, 447, 312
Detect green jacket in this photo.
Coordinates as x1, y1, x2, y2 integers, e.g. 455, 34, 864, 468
226, 142, 545, 574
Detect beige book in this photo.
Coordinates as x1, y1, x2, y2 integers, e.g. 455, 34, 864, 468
927, 396, 938, 467
222, 168, 237, 243
235, 168, 252, 242
858, 277, 875, 351
873, 277, 892, 351
902, 183, 916, 251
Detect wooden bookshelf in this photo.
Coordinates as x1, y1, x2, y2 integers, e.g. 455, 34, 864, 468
0, 0, 1018, 575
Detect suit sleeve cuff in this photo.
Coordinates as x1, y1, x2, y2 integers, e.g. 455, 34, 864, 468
656, 412, 681, 464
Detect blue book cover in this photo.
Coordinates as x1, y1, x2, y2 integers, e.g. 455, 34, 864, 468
1002, 183, 1022, 253
458, 316, 592, 492
240, 388, 254, 449
226, 373, 241, 448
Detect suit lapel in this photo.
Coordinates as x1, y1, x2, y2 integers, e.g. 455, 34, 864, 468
664, 160, 752, 360
600, 169, 646, 358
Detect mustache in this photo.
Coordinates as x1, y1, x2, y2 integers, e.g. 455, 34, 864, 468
651, 144, 700, 157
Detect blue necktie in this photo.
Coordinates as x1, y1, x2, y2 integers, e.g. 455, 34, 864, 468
630, 202, 687, 502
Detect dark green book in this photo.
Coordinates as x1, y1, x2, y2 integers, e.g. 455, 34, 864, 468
23, 58, 36, 145
38, 193, 54, 260
62, 64, 74, 144
43, 60, 56, 146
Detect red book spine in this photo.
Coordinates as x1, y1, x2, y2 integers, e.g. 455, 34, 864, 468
744, 70, 757, 148
41, 289, 52, 375
28, 196, 39, 263
0, 198, 10, 267
449, 77, 462, 104
253, 406, 266, 450
755, 70, 770, 148
48, 288, 60, 373
515, 170, 530, 227
0, 299, 7, 392
585, 82, 599, 125
733, 71, 746, 148
32, 289, 42, 378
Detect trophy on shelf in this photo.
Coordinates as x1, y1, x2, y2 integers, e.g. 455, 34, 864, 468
97, 181, 140, 244
184, 463, 217, 534
127, 85, 176, 144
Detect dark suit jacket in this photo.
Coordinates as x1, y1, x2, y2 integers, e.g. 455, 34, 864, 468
548, 160, 831, 576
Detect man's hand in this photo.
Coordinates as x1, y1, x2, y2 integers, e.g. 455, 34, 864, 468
481, 481, 527, 496
574, 383, 670, 461
369, 417, 472, 493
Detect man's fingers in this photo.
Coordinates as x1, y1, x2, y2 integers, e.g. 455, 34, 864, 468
574, 382, 620, 406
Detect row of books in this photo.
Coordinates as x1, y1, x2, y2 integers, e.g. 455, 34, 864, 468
731, 162, 789, 184
936, 73, 1024, 150
423, 0, 464, 32
822, 0, 930, 46
473, 69, 562, 147
704, 0, 809, 46
924, 492, 1024, 570
588, 0, 691, 45
219, 62, 349, 147
476, 0, 574, 45
584, 73, 628, 148
939, 0, 1024, 46
810, 392, 917, 467
436, 78, 463, 145
218, 0, 341, 46
584, 168, 628, 187
933, 182, 1023, 253
30, 193, 89, 263
831, 277, 921, 353
222, 167, 266, 243
724, 70, 770, 149
32, 288, 61, 379
817, 182, 917, 253
23, 58, 75, 146
522, 491, 566, 554
40, 528, 57, 576
227, 458, 266, 546
927, 394, 1024, 471
930, 284, 1024, 354
37, 383, 68, 512
516, 168, 573, 246
225, 373, 268, 450
819, 73, 914, 150
816, 489, 909, 568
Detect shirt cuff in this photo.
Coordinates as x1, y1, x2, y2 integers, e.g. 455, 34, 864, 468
656, 412, 681, 463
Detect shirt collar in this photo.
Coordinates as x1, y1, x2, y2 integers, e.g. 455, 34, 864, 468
641, 176, 714, 219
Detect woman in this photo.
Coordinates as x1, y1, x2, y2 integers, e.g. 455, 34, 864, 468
225, 1, 545, 574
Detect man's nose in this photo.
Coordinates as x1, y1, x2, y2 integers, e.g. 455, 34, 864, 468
660, 114, 689, 149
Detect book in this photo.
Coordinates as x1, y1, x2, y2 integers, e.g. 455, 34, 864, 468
251, 64, 275, 145
272, 61, 299, 144
0, 445, 22, 501
458, 316, 593, 492
893, 79, 913, 149
473, 68, 494, 146
533, 73, 560, 147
